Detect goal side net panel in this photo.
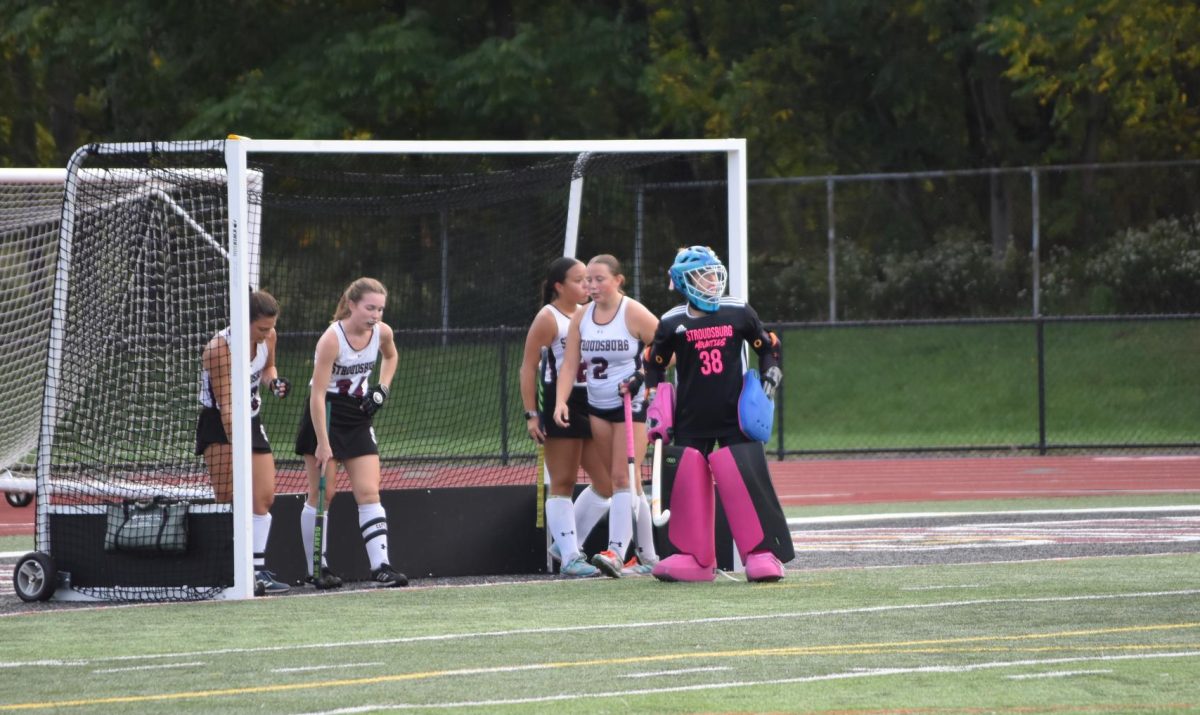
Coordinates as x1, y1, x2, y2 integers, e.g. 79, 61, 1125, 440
0, 171, 61, 488
38, 143, 234, 601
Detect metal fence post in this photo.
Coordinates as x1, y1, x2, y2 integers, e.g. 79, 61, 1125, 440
1030, 169, 1041, 318
826, 178, 837, 323
1036, 318, 1047, 456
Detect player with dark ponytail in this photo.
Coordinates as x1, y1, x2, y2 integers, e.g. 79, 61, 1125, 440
196, 289, 291, 595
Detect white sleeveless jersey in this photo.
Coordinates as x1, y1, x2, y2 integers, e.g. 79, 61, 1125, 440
579, 298, 645, 411
198, 327, 268, 417
545, 304, 585, 388
324, 322, 380, 399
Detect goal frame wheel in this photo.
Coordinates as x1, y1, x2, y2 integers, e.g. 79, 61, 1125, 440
5, 491, 33, 508
13, 552, 58, 602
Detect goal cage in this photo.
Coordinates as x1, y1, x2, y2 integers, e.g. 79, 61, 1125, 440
33, 138, 748, 601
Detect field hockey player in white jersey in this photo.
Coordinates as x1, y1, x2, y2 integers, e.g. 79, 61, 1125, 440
294, 277, 407, 588
520, 257, 610, 578
196, 289, 292, 596
554, 254, 661, 578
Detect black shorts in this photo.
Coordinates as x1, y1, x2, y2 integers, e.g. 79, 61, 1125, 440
674, 432, 753, 456
294, 393, 379, 460
590, 401, 648, 424
542, 384, 591, 439
194, 407, 271, 455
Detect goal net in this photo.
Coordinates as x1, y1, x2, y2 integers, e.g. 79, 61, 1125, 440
0, 171, 62, 494
38, 138, 746, 601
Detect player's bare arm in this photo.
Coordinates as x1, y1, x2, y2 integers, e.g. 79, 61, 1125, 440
520, 308, 556, 440
554, 309, 584, 427
203, 334, 234, 437
309, 328, 339, 466
377, 322, 398, 390
261, 328, 279, 385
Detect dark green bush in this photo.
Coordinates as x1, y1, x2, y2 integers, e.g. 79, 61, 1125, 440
1084, 214, 1200, 314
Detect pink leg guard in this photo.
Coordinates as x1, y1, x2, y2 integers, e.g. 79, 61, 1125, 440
710, 446, 785, 583
652, 446, 716, 583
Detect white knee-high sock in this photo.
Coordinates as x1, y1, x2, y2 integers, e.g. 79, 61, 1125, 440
358, 502, 390, 570
573, 486, 610, 544
545, 496, 580, 563
607, 491, 633, 559
300, 503, 330, 576
252, 512, 271, 569
635, 493, 659, 561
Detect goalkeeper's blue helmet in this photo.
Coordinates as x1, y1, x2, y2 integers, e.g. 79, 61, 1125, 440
669, 246, 727, 313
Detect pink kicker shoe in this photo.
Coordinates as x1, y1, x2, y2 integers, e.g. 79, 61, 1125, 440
651, 553, 716, 582
745, 551, 785, 583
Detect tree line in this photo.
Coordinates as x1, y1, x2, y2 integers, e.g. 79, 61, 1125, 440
4, 0, 1197, 173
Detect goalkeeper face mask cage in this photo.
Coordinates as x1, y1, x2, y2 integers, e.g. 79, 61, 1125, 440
669, 245, 727, 313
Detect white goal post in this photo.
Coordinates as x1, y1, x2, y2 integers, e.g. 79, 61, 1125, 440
223, 138, 750, 594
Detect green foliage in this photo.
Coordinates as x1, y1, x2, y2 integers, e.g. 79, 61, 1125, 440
977, 0, 1200, 161
864, 227, 1030, 318
1084, 213, 1200, 313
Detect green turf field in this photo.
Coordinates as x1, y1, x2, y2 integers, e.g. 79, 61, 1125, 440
1, 552, 1197, 713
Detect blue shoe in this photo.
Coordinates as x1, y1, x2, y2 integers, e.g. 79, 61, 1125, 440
622, 554, 657, 576
548, 541, 562, 563
254, 570, 290, 595
560, 556, 600, 578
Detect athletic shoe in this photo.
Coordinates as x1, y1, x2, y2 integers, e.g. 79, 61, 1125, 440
621, 555, 654, 576
590, 549, 623, 578
559, 556, 600, 578
305, 568, 343, 589
254, 570, 290, 596
745, 551, 785, 583
547, 541, 562, 563
370, 564, 409, 588
651, 553, 717, 582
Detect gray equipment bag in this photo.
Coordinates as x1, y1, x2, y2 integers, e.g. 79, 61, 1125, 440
104, 498, 189, 554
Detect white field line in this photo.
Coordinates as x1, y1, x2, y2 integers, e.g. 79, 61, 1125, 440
786, 504, 1200, 526
900, 584, 985, 591
297, 650, 1200, 714
621, 666, 731, 678
1, 588, 1196, 670
273, 662, 385, 674
1005, 669, 1112, 680
92, 662, 207, 674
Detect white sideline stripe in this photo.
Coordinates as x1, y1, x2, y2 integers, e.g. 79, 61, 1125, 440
1005, 669, 1112, 680
273, 662, 385, 674
900, 584, 984, 591
787, 504, 1200, 525
298, 651, 1200, 714
1094, 456, 1200, 462
621, 666, 731, 678
1, 588, 1196, 669
92, 661, 206, 674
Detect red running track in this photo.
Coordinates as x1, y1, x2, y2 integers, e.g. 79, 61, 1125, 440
4, 455, 1199, 537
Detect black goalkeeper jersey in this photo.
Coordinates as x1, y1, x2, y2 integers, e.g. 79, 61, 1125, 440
646, 298, 777, 439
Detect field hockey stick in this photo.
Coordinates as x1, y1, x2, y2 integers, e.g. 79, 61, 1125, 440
651, 437, 671, 526
311, 401, 338, 589
534, 346, 548, 528
623, 390, 637, 502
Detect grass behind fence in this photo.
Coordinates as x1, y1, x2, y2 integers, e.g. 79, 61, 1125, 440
48, 318, 1190, 470
781, 319, 1200, 452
